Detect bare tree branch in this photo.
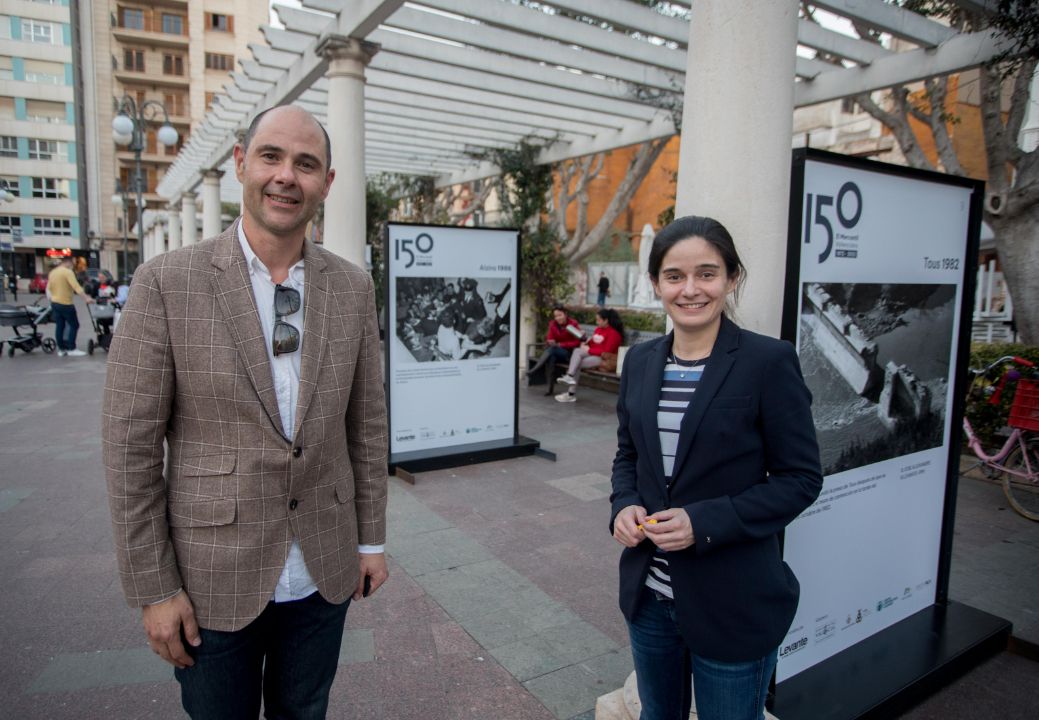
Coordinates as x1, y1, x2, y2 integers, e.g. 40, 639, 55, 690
925, 77, 964, 176
855, 90, 935, 170
1005, 57, 1039, 165
562, 137, 669, 265
980, 63, 1012, 193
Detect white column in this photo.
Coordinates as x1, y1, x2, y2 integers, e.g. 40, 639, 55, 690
317, 35, 378, 268
202, 170, 223, 239
154, 218, 167, 258
181, 192, 198, 246
167, 205, 182, 251
675, 0, 799, 337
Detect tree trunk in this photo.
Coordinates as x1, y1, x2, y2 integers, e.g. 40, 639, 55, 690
992, 206, 1039, 344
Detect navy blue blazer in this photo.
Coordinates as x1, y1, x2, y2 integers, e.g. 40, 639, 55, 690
610, 315, 823, 662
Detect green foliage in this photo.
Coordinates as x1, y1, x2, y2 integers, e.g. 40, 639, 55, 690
475, 138, 572, 333
966, 343, 1039, 447
568, 306, 666, 334
366, 176, 399, 312
585, 229, 637, 263
522, 225, 574, 332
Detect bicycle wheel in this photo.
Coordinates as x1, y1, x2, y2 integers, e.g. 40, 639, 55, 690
1002, 437, 1039, 521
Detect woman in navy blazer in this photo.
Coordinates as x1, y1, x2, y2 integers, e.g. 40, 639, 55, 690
610, 216, 822, 720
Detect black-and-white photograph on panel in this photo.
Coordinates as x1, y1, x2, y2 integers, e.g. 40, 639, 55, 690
778, 150, 980, 684
799, 282, 955, 477
386, 223, 519, 459
395, 276, 511, 363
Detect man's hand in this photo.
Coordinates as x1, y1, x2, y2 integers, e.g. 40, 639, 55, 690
354, 552, 389, 600
613, 504, 648, 548
141, 589, 200, 669
547, 339, 557, 346
641, 508, 695, 551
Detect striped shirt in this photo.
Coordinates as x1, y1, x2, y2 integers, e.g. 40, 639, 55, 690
645, 353, 708, 599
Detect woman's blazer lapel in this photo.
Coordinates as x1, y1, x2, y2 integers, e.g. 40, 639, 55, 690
633, 335, 672, 494
670, 316, 740, 479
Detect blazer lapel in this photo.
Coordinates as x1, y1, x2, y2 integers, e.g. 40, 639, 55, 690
671, 316, 740, 477
639, 334, 672, 491
291, 240, 329, 441
210, 221, 285, 436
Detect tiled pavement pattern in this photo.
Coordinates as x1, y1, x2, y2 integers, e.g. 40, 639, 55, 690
0, 297, 1036, 719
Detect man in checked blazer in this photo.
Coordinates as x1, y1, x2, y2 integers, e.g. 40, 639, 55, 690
102, 105, 388, 719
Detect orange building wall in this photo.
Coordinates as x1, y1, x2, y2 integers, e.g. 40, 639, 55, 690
556, 136, 681, 242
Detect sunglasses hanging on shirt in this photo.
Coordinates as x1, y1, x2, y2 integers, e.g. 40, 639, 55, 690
273, 284, 301, 356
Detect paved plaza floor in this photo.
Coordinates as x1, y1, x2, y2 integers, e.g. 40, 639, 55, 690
0, 298, 1036, 719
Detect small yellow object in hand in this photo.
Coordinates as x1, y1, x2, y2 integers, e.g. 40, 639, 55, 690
636, 519, 658, 531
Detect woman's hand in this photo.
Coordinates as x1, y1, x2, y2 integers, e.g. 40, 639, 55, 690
613, 505, 648, 547
642, 508, 695, 551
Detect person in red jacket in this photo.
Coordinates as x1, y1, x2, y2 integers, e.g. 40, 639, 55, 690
527, 305, 583, 395
556, 308, 625, 403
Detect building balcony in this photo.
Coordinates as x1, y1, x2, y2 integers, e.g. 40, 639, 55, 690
113, 69, 190, 89
112, 27, 189, 51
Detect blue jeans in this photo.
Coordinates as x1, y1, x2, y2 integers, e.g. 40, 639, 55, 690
597, 290, 608, 306
51, 302, 78, 351
628, 587, 777, 720
174, 592, 350, 720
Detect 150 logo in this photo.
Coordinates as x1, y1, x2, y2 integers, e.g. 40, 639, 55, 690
804, 181, 863, 263
395, 232, 434, 269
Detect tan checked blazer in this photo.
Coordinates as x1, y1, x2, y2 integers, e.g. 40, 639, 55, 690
102, 221, 388, 631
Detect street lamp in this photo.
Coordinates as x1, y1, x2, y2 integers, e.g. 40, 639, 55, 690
112, 180, 130, 278
111, 95, 179, 277
0, 179, 15, 292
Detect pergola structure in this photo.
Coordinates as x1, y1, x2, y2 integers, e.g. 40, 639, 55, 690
154, 0, 1007, 331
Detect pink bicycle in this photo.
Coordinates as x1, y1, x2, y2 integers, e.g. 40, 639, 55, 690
962, 355, 1039, 521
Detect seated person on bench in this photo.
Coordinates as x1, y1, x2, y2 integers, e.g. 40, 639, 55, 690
555, 308, 624, 403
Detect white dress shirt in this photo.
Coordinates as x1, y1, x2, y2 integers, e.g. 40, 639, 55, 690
237, 225, 382, 604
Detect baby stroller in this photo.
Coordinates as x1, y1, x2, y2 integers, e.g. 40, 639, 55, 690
87, 298, 118, 355
0, 299, 56, 357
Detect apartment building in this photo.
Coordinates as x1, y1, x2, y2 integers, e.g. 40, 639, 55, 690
81, 0, 265, 276
0, 0, 82, 279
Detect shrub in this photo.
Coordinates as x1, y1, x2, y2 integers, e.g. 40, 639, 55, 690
965, 342, 1039, 447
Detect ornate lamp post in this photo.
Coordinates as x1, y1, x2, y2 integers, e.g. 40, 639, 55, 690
111, 96, 179, 276
112, 180, 130, 278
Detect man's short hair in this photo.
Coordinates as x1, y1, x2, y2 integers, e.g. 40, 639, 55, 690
241, 107, 332, 170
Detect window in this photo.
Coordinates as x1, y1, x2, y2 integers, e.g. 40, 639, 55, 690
28, 139, 63, 160
1, 177, 20, 197
204, 53, 233, 71
23, 60, 64, 85
25, 100, 65, 124
0, 56, 11, 80
0, 16, 10, 41
163, 92, 185, 117
0, 136, 16, 157
206, 13, 232, 32
0, 98, 14, 120
161, 13, 184, 35
120, 8, 144, 30
163, 53, 184, 76
0, 216, 21, 234
34, 217, 72, 236
31, 177, 69, 199
124, 49, 145, 72
841, 97, 860, 115
205, 91, 215, 110
21, 19, 55, 45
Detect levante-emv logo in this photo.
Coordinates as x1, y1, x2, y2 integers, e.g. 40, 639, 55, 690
804, 181, 863, 263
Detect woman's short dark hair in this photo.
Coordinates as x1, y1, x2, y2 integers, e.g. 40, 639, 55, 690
648, 215, 746, 300
597, 307, 625, 338
552, 304, 567, 315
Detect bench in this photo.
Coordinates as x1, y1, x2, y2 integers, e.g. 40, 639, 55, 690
526, 324, 664, 394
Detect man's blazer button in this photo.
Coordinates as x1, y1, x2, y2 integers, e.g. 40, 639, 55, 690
289, 498, 298, 510
292, 447, 302, 458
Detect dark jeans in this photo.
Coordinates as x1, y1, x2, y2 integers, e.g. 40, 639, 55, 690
51, 302, 78, 351
628, 586, 777, 720
174, 592, 350, 720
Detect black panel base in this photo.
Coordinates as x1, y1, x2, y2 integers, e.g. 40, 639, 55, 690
389, 435, 541, 475
772, 601, 1010, 720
